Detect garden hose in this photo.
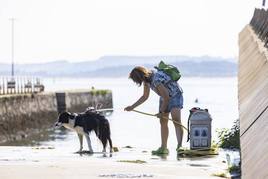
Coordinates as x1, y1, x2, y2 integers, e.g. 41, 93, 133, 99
131, 109, 188, 131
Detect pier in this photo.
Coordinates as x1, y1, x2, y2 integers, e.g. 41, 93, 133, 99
0, 90, 113, 145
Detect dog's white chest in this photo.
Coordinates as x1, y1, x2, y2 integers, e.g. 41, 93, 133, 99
62, 121, 85, 135
74, 126, 85, 135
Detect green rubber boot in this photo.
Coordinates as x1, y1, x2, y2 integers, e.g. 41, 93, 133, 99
152, 147, 169, 155
176, 145, 185, 153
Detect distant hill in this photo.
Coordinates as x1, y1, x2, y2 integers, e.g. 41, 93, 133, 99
0, 55, 237, 77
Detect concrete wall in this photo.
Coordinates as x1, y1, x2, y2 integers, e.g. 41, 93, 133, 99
0, 90, 113, 144
238, 25, 268, 179
66, 91, 113, 113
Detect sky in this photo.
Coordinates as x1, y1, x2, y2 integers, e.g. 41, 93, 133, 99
0, 0, 263, 63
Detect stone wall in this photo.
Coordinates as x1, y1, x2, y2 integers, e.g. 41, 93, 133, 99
0, 90, 113, 144
66, 91, 113, 113
238, 25, 268, 179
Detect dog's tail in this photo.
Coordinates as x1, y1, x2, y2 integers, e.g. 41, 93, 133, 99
98, 120, 113, 151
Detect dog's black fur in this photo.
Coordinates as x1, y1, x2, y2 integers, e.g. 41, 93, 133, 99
55, 109, 113, 153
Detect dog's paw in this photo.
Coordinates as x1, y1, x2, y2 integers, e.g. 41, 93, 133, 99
75, 150, 93, 155
75, 150, 83, 154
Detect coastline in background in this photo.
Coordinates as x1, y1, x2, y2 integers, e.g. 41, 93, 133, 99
0, 56, 237, 77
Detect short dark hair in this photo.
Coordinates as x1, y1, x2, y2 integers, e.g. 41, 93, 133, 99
129, 66, 152, 86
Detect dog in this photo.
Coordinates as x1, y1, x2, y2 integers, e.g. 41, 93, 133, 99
54, 108, 113, 153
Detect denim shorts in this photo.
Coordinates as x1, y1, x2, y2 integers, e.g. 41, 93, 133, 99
159, 92, 183, 113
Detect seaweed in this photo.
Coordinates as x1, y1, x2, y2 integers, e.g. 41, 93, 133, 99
117, 160, 146, 164
90, 89, 111, 96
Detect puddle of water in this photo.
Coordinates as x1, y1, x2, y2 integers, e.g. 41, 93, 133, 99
98, 174, 154, 178
188, 163, 211, 167
0, 128, 68, 146
0, 120, 233, 174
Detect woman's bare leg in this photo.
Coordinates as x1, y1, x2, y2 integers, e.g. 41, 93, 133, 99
171, 108, 183, 147
160, 113, 169, 148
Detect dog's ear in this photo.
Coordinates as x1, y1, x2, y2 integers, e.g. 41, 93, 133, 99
60, 111, 71, 116
86, 107, 95, 112
69, 113, 77, 119
58, 112, 72, 120
70, 114, 74, 119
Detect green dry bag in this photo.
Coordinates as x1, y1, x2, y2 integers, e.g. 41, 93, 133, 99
155, 61, 181, 81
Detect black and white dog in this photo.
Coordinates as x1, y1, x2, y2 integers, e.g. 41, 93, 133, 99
54, 109, 113, 153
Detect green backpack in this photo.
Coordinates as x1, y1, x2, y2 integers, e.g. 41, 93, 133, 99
154, 61, 181, 81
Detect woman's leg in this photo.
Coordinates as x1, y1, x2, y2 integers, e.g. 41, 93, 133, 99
160, 113, 169, 149
171, 107, 183, 147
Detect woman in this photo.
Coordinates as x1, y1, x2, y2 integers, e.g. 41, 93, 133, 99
124, 66, 184, 155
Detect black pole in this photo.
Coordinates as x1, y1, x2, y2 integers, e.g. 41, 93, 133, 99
263, 0, 266, 7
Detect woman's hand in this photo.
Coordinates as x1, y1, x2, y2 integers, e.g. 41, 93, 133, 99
124, 105, 134, 111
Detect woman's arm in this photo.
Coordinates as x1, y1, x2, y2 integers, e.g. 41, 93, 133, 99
156, 84, 170, 114
124, 83, 150, 111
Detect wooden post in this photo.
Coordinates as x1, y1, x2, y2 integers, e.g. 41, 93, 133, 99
20, 77, 23, 94
16, 77, 18, 94
6, 77, 8, 95
0, 80, 1, 95
31, 78, 33, 93
23, 78, 25, 94
3, 77, 5, 95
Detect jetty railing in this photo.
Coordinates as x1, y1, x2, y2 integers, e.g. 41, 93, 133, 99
250, 8, 268, 47
0, 77, 44, 95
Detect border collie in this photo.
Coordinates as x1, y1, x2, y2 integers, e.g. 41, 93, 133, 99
54, 109, 113, 153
